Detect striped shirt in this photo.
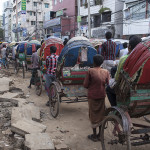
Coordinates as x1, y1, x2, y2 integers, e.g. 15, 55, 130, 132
101, 40, 116, 60
46, 54, 58, 75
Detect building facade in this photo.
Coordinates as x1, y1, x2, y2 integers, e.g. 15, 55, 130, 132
43, 0, 77, 39
123, 0, 150, 38
12, 0, 52, 41
80, 0, 124, 38
3, 0, 13, 42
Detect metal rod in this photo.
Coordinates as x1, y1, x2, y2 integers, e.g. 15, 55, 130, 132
88, 0, 91, 38
16, 0, 19, 42
77, 0, 81, 36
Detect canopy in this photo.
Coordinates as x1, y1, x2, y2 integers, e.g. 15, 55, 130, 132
58, 40, 97, 67
29, 40, 40, 45
123, 37, 150, 84
67, 36, 89, 45
17, 41, 28, 53
89, 39, 104, 47
26, 42, 40, 55
40, 36, 64, 59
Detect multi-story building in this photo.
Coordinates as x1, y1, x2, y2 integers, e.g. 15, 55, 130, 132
0, 16, 3, 28
12, 0, 52, 41
80, 0, 124, 38
3, 0, 13, 42
123, 0, 150, 38
43, 0, 78, 39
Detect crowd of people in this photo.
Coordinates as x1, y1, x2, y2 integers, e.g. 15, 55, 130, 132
0, 32, 143, 143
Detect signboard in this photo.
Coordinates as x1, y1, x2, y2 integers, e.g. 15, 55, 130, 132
77, 16, 81, 22
56, 10, 63, 17
43, 18, 61, 29
21, 0, 26, 14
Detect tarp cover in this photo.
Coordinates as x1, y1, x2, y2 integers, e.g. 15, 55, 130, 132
58, 40, 97, 67
123, 38, 150, 84
40, 36, 64, 59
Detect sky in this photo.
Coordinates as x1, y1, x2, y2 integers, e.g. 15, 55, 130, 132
0, 0, 8, 15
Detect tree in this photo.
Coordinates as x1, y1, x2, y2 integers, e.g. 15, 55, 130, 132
0, 28, 4, 41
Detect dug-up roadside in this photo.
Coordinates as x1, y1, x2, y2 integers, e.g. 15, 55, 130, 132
0, 73, 70, 150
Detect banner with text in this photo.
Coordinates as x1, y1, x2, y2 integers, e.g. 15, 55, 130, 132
21, 0, 26, 14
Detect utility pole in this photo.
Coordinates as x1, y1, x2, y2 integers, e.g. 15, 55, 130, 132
35, 3, 38, 40
78, 0, 81, 36
16, 0, 19, 42
88, 0, 91, 38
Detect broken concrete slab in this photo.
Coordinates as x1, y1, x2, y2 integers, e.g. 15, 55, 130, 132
11, 119, 46, 136
11, 104, 40, 124
0, 92, 21, 99
0, 77, 12, 94
55, 143, 70, 150
25, 133, 54, 150
12, 98, 28, 107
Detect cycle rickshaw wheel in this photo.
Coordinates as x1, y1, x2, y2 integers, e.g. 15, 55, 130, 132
101, 115, 131, 150
49, 84, 60, 118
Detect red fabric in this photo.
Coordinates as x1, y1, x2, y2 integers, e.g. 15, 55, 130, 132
123, 40, 150, 84
40, 38, 64, 60
32, 44, 36, 52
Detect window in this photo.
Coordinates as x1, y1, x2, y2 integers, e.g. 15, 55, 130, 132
34, 2, 37, 7
29, 11, 32, 16
81, 0, 86, 6
94, 15, 101, 27
54, 0, 57, 5
31, 21, 36, 25
39, 12, 41, 15
34, 12, 36, 16
45, 3, 49, 8
102, 11, 111, 22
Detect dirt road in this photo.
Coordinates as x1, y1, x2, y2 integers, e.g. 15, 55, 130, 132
2, 67, 150, 150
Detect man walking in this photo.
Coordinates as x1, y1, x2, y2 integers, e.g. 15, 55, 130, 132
28, 45, 40, 88
1, 45, 7, 68
101, 31, 116, 72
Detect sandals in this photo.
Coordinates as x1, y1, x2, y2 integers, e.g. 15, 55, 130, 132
87, 134, 98, 142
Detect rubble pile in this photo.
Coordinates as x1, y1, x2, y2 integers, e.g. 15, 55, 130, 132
0, 74, 70, 150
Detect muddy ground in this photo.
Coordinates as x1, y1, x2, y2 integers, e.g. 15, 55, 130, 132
1, 66, 150, 150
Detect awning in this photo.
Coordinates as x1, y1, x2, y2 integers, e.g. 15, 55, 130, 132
43, 17, 61, 29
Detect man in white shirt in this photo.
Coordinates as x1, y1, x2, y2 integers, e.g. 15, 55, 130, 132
1, 45, 7, 67
119, 42, 128, 58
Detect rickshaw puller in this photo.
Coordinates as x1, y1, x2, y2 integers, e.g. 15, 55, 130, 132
45, 46, 58, 106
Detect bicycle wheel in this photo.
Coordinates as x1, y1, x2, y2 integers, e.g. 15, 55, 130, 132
49, 85, 60, 118
101, 115, 131, 150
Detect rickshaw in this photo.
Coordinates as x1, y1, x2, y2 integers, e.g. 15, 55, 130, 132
35, 37, 64, 96
14, 41, 28, 78
100, 38, 150, 150
48, 36, 97, 118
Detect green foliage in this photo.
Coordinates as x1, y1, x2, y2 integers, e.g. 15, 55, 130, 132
0, 28, 4, 41
99, 7, 110, 14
